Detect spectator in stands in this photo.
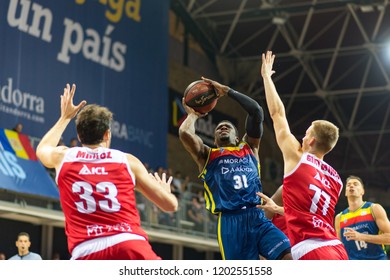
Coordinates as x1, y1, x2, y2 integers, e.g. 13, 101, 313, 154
143, 162, 154, 174
181, 175, 191, 194
57, 136, 65, 146
12, 123, 23, 133
172, 171, 183, 190
0, 252, 6, 260
135, 191, 147, 221
171, 171, 183, 199
187, 196, 205, 232
158, 209, 176, 227
196, 189, 205, 205
36, 83, 177, 260
69, 137, 79, 147
180, 182, 193, 221
8, 232, 42, 260
166, 167, 174, 178
335, 175, 390, 260
150, 204, 160, 225
51, 252, 61, 260
156, 166, 166, 178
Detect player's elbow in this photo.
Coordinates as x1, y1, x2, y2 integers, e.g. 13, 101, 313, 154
253, 103, 264, 122
178, 127, 186, 140
179, 128, 193, 144
258, 105, 264, 122
36, 148, 43, 161
170, 202, 179, 212
269, 107, 286, 121
36, 148, 49, 167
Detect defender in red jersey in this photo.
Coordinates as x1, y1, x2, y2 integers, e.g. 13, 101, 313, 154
36, 84, 178, 260
260, 51, 348, 260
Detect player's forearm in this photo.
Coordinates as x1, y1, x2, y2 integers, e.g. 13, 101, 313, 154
273, 205, 284, 215
360, 233, 390, 245
262, 76, 286, 120
161, 193, 179, 212
179, 113, 198, 137
228, 89, 264, 138
227, 89, 262, 117
37, 118, 70, 151
178, 113, 205, 166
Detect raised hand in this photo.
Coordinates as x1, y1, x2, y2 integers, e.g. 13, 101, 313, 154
150, 172, 173, 193
201, 76, 229, 97
261, 51, 276, 78
60, 83, 87, 120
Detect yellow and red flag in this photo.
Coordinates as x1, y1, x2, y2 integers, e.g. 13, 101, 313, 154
0, 129, 37, 160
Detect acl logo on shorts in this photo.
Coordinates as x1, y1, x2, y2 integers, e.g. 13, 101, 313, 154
79, 165, 108, 175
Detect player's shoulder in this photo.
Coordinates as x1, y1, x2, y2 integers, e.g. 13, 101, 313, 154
335, 211, 342, 220
370, 202, 386, 214
123, 152, 144, 168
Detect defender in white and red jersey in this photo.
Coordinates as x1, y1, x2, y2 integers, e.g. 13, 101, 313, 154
260, 51, 348, 260
282, 153, 345, 259
36, 84, 178, 260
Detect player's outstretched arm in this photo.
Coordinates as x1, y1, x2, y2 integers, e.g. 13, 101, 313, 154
36, 84, 86, 169
130, 154, 178, 212
261, 51, 301, 165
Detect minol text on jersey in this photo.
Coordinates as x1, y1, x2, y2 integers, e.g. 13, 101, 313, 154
76, 151, 112, 160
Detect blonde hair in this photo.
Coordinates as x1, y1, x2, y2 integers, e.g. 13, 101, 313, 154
311, 120, 339, 154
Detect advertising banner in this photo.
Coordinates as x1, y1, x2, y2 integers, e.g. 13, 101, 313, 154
0, 0, 170, 173
0, 128, 59, 199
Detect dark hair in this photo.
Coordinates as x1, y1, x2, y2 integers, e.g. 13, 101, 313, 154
75, 104, 113, 145
17, 232, 30, 240
12, 123, 23, 133
346, 175, 364, 188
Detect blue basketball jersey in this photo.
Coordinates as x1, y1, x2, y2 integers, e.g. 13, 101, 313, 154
199, 142, 290, 260
339, 201, 387, 260
199, 142, 262, 214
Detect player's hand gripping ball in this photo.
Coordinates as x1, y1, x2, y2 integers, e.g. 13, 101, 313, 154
184, 80, 218, 114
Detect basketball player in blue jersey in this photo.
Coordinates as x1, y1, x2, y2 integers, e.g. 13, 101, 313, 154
335, 175, 390, 259
179, 77, 292, 260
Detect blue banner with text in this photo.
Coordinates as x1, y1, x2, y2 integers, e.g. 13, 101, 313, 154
0, 128, 59, 199
0, 0, 169, 175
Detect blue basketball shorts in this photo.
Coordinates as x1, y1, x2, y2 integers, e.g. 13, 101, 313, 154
217, 207, 291, 260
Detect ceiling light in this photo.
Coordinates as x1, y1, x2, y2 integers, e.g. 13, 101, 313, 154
272, 16, 286, 25
360, 5, 374, 13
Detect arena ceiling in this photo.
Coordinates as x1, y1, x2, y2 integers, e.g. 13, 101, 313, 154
171, 0, 390, 190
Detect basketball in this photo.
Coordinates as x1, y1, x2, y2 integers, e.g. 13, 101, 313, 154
184, 80, 218, 114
